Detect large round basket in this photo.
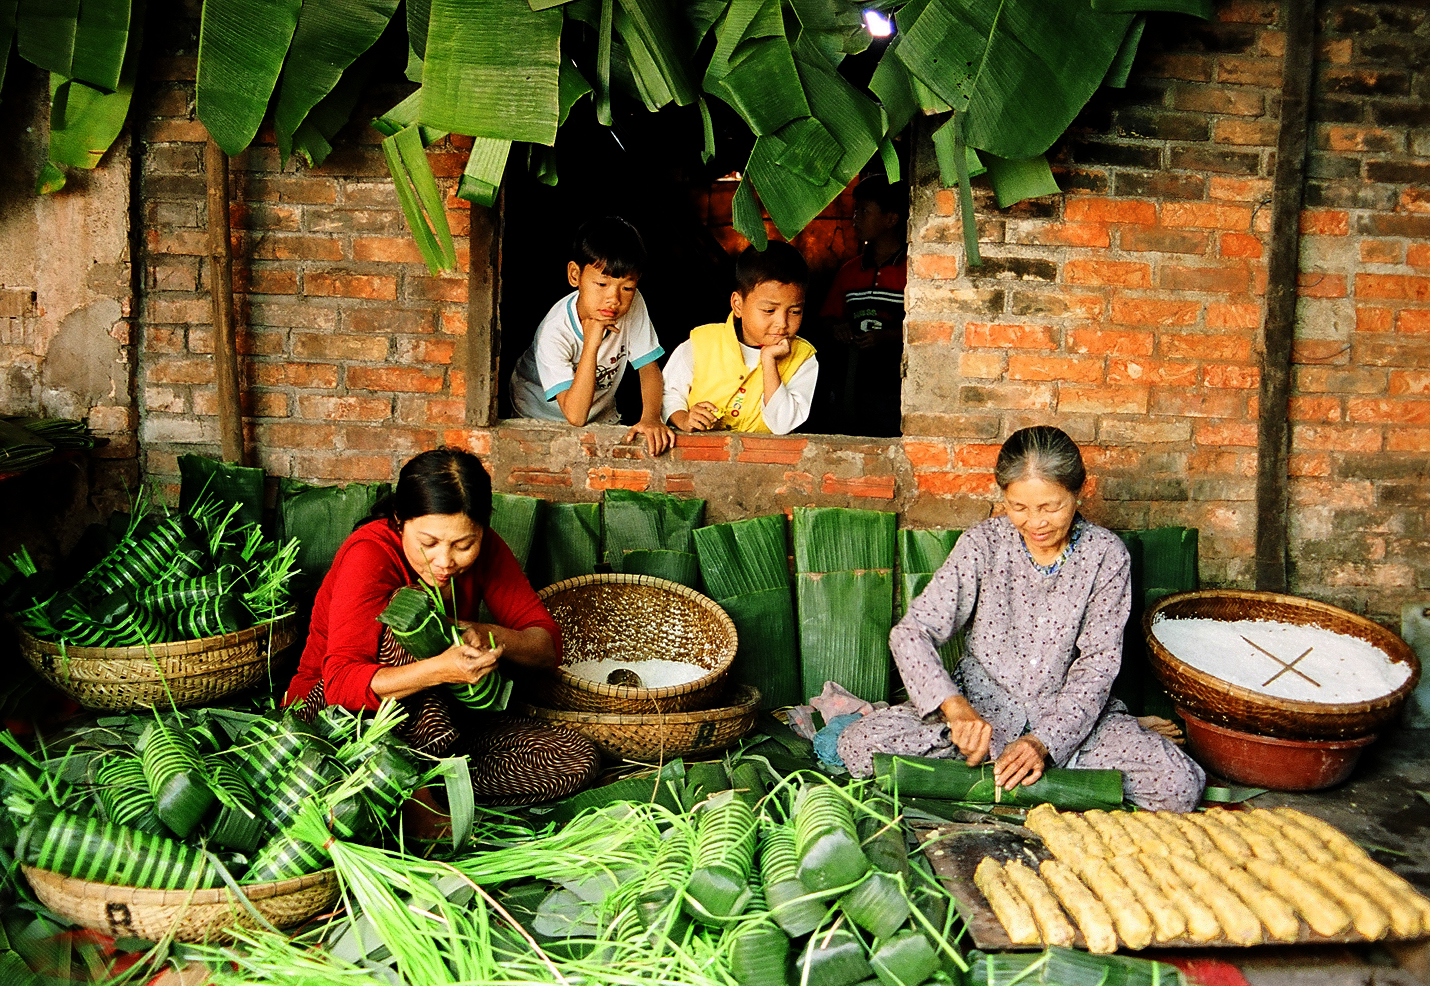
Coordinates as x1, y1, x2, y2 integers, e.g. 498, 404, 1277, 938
1143, 589, 1420, 739
523, 684, 761, 762
536, 574, 737, 714
15, 616, 298, 710
22, 865, 338, 944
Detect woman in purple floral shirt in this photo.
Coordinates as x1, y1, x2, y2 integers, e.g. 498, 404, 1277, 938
838, 426, 1205, 812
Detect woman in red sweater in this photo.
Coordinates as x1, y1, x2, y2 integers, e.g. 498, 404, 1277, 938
284, 447, 599, 805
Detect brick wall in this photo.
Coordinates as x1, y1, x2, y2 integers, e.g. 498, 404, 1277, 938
124, 1, 1429, 627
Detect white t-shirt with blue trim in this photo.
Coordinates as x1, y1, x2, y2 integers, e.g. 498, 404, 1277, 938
510, 290, 664, 424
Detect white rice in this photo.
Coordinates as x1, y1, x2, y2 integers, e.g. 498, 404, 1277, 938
563, 658, 707, 689
1150, 615, 1412, 704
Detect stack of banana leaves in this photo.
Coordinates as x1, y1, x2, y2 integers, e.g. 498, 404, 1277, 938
1, 494, 301, 647
176, 759, 1179, 986
0, 702, 436, 893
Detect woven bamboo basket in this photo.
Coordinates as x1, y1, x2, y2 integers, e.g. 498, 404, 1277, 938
1144, 589, 1420, 739
523, 684, 761, 761
22, 865, 338, 944
15, 616, 298, 710
536, 574, 738, 714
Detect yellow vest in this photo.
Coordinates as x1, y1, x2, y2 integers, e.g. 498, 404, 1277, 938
685, 315, 816, 433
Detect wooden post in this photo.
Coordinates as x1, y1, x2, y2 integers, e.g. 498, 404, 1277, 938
205, 138, 245, 465
466, 190, 502, 427
1253, 0, 1316, 593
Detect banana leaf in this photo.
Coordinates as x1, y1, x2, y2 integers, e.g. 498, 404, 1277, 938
1104, 14, 1146, 89
272, 0, 400, 164
897, 528, 963, 674
488, 493, 544, 571
968, 946, 1185, 986
371, 87, 447, 145
787, 0, 869, 65
289, 51, 374, 168
704, 0, 807, 137
406, 0, 430, 58
6, 417, 96, 449
872, 753, 1124, 811
797, 569, 893, 704
420, 0, 561, 143
0, 0, 16, 91
1112, 527, 1197, 717
70, 0, 131, 93
620, 549, 701, 589
615, 0, 697, 107
530, 501, 601, 589
276, 479, 392, 605
456, 137, 512, 208
792, 506, 895, 574
179, 454, 265, 531
983, 152, 1060, 209
601, 489, 705, 571
382, 123, 457, 274
693, 514, 798, 707
732, 177, 767, 250
15, 0, 77, 77
195, 0, 304, 156
0, 419, 54, 474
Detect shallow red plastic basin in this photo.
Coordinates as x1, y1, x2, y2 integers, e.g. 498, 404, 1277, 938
1179, 708, 1376, 791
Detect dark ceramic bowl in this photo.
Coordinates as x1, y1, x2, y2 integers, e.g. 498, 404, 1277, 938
1179, 708, 1376, 791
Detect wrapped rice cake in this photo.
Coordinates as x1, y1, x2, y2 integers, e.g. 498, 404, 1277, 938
1002, 859, 1076, 947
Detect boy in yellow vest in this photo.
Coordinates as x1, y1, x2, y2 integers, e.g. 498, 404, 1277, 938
661, 242, 819, 435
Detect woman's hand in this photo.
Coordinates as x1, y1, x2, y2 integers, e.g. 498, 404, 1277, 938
459, 623, 559, 671
434, 639, 501, 685
940, 694, 992, 766
993, 735, 1048, 790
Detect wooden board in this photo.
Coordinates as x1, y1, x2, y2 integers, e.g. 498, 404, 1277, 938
912, 820, 1430, 952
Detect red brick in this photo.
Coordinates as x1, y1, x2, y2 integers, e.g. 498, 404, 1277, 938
1063, 198, 1156, 225
1399, 310, 1430, 334
1324, 126, 1399, 153
915, 472, 997, 495
1119, 227, 1210, 255
1064, 259, 1151, 288
1011, 223, 1110, 248
1288, 397, 1342, 422
292, 453, 396, 481
292, 333, 389, 361
341, 425, 438, 453
1294, 367, 1385, 395
1007, 354, 1104, 383
305, 272, 399, 300
964, 322, 1057, 350
1194, 422, 1258, 446
1356, 274, 1430, 302
1160, 265, 1248, 294
250, 362, 340, 389
1296, 271, 1348, 299
509, 467, 572, 487
821, 474, 897, 499
1163, 202, 1254, 230
1107, 358, 1200, 387
1215, 120, 1278, 145
238, 268, 299, 296
1356, 306, 1394, 332
1407, 244, 1430, 270
911, 254, 960, 280
257, 422, 339, 448
1110, 298, 1200, 327
251, 234, 345, 262
1172, 86, 1265, 116
1299, 210, 1349, 236
1291, 425, 1383, 452
1288, 453, 1332, 477
1203, 364, 1259, 389
344, 309, 433, 335
145, 119, 208, 143
1217, 56, 1281, 87
1152, 389, 1248, 418
1145, 53, 1213, 82
1205, 302, 1262, 330
1067, 328, 1155, 357
960, 352, 1004, 378
673, 434, 733, 462
954, 444, 1001, 469
1287, 479, 1375, 510
1161, 334, 1254, 361
398, 338, 457, 364
347, 365, 445, 394
933, 189, 956, 217
737, 437, 807, 464
1320, 38, 1352, 63
147, 229, 208, 256
1348, 398, 1430, 424
588, 467, 651, 492
906, 320, 955, 345
146, 358, 213, 385
296, 396, 391, 421
1058, 386, 1148, 414
354, 237, 428, 264
1220, 233, 1263, 259
904, 441, 950, 470
407, 276, 468, 303
1387, 429, 1430, 452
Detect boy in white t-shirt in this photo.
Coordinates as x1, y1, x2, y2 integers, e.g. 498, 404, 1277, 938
510, 217, 674, 455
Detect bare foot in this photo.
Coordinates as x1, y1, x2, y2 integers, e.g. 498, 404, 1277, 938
1138, 715, 1185, 745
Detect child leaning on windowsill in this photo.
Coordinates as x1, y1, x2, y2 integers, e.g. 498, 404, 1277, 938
509, 216, 674, 455
660, 241, 819, 436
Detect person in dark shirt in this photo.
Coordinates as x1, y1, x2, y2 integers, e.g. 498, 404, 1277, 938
820, 175, 908, 437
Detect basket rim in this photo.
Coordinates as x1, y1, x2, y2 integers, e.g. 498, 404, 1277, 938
20, 864, 335, 906
1177, 708, 1380, 749
523, 683, 761, 725
14, 612, 297, 661
1143, 588, 1421, 717
539, 573, 738, 701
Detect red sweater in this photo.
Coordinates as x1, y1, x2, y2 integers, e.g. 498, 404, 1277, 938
283, 519, 561, 711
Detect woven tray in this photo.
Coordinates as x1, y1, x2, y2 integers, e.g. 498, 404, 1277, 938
523, 684, 761, 761
22, 865, 338, 944
1144, 590, 1420, 739
15, 616, 298, 710
536, 574, 737, 714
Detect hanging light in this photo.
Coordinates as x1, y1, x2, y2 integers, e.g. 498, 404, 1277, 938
863, 9, 893, 37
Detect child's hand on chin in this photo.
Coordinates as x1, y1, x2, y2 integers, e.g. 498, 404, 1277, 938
762, 338, 792, 361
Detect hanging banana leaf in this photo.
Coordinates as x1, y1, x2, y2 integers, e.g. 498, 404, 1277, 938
530, 501, 601, 590
487, 493, 544, 571
371, 88, 448, 144
420, 0, 561, 143
15, 0, 77, 78
289, 52, 375, 168
731, 177, 767, 250
558, 57, 593, 124
931, 120, 986, 186
382, 123, 457, 274
456, 138, 510, 208
602, 489, 704, 572
0, 0, 15, 92
70, 0, 131, 93
897, 528, 963, 673
983, 152, 1060, 209
1104, 14, 1146, 88
43, 1, 142, 193
407, 0, 430, 58
196, 0, 304, 155
272, 0, 400, 165
704, 0, 808, 137
615, 0, 697, 107
788, 0, 869, 66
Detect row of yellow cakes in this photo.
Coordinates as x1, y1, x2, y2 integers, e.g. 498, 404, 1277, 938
974, 805, 1430, 952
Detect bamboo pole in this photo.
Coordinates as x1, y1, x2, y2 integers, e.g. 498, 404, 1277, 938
205, 138, 245, 465
1253, 1, 1315, 593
